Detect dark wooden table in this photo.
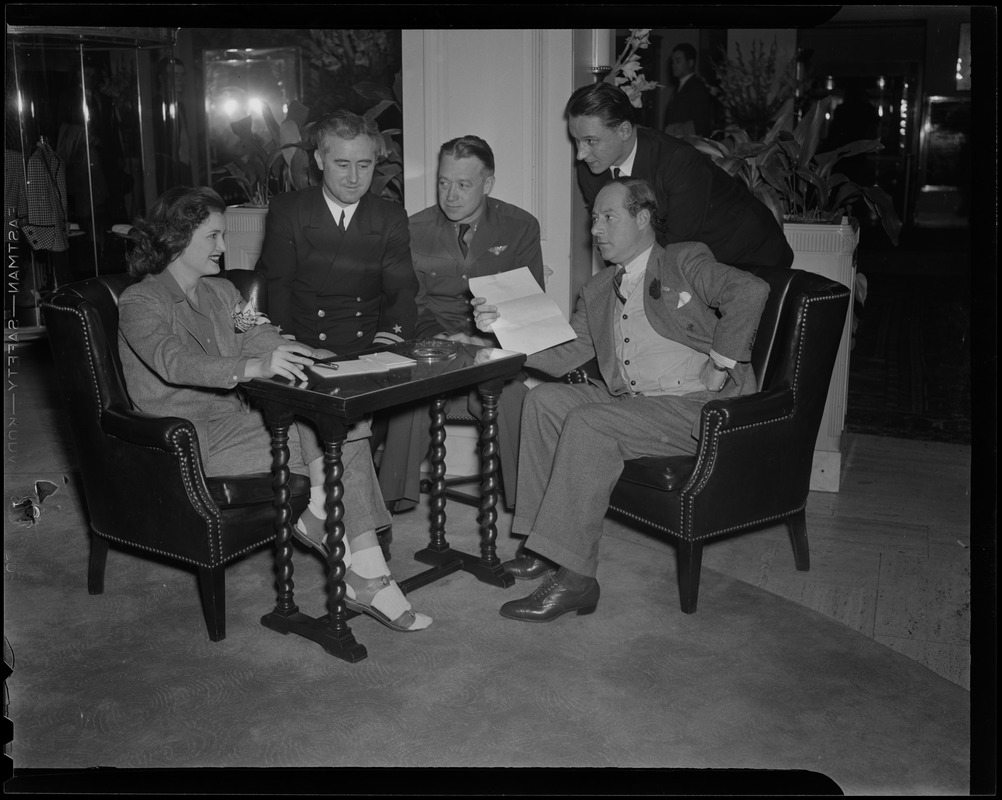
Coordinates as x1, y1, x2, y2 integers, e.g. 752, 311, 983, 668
242, 340, 526, 662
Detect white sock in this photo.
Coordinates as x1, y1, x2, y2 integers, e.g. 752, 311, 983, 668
308, 486, 327, 519
350, 543, 391, 580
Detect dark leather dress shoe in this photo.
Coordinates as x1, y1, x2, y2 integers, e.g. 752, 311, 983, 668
499, 573, 600, 622
502, 545, 555, 580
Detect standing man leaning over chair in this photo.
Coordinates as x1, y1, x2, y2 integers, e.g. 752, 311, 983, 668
378, 135, 544, 513
662, 43, 715, 138
568, 82, 793, 270
256, 110, 418, 355
471, 178, 769, 622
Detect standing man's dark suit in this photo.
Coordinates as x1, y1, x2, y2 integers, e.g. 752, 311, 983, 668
576, 127, 793, 270
257, 186, 418, 354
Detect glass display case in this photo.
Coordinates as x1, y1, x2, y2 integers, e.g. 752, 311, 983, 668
6, 27, 175, 330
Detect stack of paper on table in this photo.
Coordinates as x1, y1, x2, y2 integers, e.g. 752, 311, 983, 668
310, 351, 416, 378
467, 267, 575, 355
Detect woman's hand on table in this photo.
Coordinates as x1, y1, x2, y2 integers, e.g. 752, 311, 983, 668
245, 342, 317, 383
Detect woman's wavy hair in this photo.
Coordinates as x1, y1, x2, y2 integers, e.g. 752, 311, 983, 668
127, 186, 226, 277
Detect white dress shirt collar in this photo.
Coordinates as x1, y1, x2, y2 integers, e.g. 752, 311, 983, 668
617, 244, 655, 297
322, 190, 360, 229
613, 138, 639, 178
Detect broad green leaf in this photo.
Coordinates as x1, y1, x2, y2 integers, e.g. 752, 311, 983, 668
260, 101, 282, 148
354, 81, 396, 103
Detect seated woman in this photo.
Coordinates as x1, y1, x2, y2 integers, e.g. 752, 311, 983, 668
117, 186, 430, 632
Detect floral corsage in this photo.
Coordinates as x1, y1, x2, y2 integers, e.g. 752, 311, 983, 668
232, 299, 271, 333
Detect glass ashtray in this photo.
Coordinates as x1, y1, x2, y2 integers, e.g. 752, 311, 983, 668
406, 339, 459, 361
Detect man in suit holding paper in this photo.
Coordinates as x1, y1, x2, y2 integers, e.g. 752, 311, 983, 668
378, 135, 544, 512
472, 178, 769, 621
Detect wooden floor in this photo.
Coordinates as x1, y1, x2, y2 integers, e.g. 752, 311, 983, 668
595, 433, 973, 689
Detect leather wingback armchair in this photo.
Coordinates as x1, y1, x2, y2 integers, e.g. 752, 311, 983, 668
592, 265, 851, 613
40, 269, 309, 641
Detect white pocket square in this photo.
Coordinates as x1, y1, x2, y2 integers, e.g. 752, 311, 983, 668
677, 291, 691, 309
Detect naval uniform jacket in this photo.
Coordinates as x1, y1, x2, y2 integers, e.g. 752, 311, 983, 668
576, 127, 794, 270
409, 197, 544, 339
526, 241, 769, 410
256, 187, 418, 354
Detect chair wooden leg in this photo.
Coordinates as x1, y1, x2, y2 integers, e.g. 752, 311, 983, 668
87, 533, 109, 595
786, 509, 810, 571
677, 540, 704, 614
197, 566, 226, 642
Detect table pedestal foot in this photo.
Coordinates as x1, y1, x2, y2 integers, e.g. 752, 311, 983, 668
261, 610, 368, 663
414, 546, 515, 588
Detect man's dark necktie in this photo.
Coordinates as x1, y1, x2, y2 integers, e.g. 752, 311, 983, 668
612, 167, 621, 180
458, 223, 470, 257
337, 212, 347, 235
613, 265, 627, 304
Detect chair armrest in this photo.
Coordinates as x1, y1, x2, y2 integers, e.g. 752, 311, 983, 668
681, 384, 805, 522
102, 406, 198, 452
699, 385, 795, 433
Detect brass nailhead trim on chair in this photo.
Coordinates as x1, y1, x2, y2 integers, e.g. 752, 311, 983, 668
613, 291, 848, 544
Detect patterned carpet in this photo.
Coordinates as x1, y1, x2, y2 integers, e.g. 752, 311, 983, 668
4, 475, 970, 794
845, 232, 972, 445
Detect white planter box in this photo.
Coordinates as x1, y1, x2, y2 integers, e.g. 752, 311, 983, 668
223, 206, 268, 270
783, 222, 858, 493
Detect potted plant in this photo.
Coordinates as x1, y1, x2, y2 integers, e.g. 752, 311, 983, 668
687, 95, 903, 492
605, 28, 663, 109
710, 38, 798, 141
687, 95, 903, 242
216, 98, 318, 207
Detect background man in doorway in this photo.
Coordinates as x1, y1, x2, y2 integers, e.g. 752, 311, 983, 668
662, 43, 715, 138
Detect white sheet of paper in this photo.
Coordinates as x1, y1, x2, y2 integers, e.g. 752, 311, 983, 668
310, 351, 416, 378
468, 267, 576, 355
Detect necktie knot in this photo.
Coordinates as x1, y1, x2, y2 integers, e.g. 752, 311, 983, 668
612, 167, 621, 180
337, 211, 347, 234
458, 223, 471, 257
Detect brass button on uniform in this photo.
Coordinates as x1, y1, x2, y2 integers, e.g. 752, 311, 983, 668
356, 331, 363, 338
318, 310, 325, 317
319, 333, 327, 341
